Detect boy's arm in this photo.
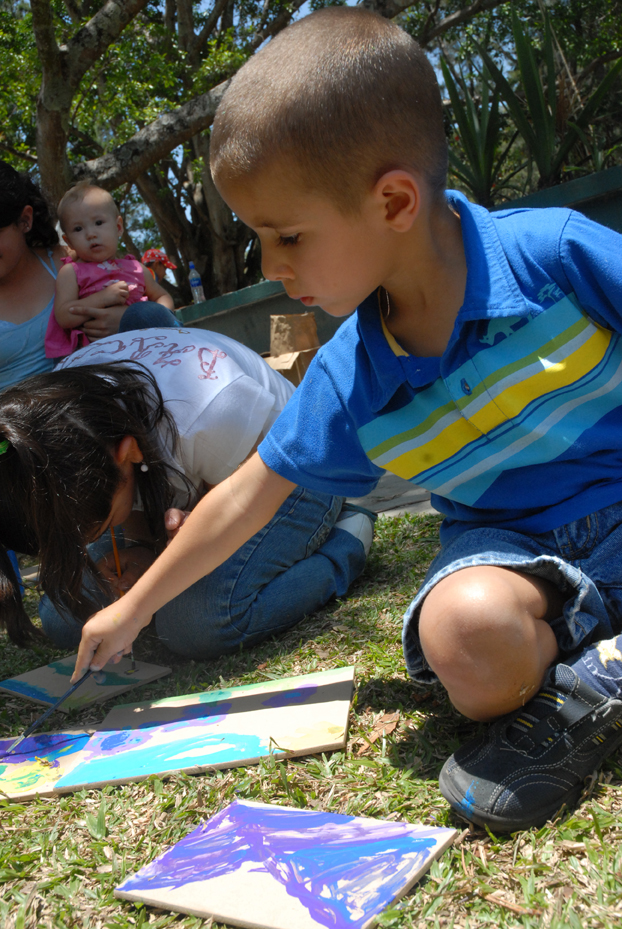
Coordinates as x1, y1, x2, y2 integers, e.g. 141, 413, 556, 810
142, 267, 175, 309
71, 454, 295, 680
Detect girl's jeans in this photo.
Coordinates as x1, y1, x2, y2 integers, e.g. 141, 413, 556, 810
39, 488, 367, 659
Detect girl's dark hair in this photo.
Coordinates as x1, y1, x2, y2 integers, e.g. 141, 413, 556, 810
0, 160, 59, 249
0, 362, 190, 645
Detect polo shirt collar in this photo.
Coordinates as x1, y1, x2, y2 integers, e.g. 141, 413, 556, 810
356, 190, 530, 411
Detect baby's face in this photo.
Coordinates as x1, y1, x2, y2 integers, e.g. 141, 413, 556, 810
217, 168, 393, 318
62, 192, 122, 263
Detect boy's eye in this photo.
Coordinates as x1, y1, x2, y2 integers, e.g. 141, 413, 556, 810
277, 234, 300, 247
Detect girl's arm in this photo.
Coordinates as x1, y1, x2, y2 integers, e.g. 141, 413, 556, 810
71, 454, 295, 680
142, 267, 175, 309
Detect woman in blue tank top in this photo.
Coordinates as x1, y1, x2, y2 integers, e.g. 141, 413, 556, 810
0, 162, 64, 390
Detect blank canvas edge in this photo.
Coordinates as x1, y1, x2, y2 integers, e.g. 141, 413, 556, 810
361, 827, 459, 929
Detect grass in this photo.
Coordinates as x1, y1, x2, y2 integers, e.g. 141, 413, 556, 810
1, 512, 622, 928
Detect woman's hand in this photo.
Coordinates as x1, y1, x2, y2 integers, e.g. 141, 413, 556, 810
71, 596, 152, 683
69, 303, 127, 339
96, 546, 156, 593
164, 508, 192, 544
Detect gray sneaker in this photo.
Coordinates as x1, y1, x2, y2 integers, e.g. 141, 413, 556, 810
439, 664, 622, 832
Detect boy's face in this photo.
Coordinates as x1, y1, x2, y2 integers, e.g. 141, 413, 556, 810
218, 170, 392, 317
62, 192, 122, 263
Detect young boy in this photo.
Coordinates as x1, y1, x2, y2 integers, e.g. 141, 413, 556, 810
73, 7, 622, 832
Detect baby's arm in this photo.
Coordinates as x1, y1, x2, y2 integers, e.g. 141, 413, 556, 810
142, 267, 175, 309
72, 454, 295, 680
53, 263, 82, 328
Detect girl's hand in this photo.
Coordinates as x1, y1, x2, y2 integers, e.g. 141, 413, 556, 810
71, 598, 151, 683
99, 280, 130, 304
164, 508, 192, 544
96, 546, 156, 592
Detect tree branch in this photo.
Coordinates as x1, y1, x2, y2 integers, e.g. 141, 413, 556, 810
192, 0, 231, 60
249, 0, 308, 52
361, 0, 510, 46
0, 143, 38, 165
65, 0, 150, 89
420, 0, 510, 45
30, 0, 63, 77
72, 80, 230, 190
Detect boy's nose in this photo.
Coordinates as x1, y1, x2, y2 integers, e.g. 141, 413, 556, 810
261, 250, 294, 284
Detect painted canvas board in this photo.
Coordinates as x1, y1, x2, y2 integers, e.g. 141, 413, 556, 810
115, 799, 457, 929
0, 656, 171, 711
55, 666, 354, 792
0, 730, 91, 800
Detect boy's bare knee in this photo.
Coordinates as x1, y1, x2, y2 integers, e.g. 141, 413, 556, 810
418, 566, 560, 720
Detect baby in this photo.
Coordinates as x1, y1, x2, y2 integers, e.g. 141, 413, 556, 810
47, 183, 174, 358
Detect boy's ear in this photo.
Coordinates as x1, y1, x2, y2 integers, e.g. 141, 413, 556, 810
372, 170, 421, 233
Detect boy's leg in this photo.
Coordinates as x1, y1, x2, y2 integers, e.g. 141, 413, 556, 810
419, 565, 564, 720
154, 489, 372, 659
424, 505, 622, 831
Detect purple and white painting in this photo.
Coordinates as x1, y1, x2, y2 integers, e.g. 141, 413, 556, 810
115, 799, 457, 929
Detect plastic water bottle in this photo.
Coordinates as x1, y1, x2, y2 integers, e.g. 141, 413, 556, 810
188, 262, 205, 304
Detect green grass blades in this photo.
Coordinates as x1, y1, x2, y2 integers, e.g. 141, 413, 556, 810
2, 513, 622, 927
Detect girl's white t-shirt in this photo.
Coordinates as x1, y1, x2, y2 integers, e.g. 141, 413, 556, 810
58, 327, 295, 506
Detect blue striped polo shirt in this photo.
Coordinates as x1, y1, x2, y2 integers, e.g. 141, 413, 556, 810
259, 191, 622, 535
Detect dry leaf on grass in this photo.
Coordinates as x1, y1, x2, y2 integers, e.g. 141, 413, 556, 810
357, 711, 400, 754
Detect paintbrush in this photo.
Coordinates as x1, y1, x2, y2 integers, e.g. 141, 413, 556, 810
1, 668, 95, 758
110, 527, 136, 673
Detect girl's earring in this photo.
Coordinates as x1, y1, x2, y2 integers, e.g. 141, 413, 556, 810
140, 462, 149, 472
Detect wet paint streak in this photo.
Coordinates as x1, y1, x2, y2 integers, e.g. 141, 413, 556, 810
0, 732, 90, 792
56, 722, 271, 788
118, 800, 446, 929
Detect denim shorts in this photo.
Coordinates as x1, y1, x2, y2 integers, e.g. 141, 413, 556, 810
402, 500, 622, 683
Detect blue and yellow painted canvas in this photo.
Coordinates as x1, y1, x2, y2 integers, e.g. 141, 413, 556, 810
115, 799, 457, 929
0, 655, 171, 711
55, 666, 354, 792
0, 730, 91, 800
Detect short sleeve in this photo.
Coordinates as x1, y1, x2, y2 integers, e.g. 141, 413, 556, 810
258, 353, 385, 497
558, 211, 622, 332
179, 375, 276, 485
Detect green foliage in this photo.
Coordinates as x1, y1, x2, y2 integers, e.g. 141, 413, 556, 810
476, 4, 622, 188
441, 59, 524, 206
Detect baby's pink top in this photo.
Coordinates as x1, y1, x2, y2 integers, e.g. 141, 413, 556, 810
45, 255, 148, 359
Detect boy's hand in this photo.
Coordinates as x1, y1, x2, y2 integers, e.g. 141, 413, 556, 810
69, 303, 127, 339
164, 508, 192, 543
71, 599, 151, 682
96, 546, 156, 593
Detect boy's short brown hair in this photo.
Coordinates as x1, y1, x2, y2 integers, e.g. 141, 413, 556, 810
57, 182, 119, 231
210, 7, 448, 211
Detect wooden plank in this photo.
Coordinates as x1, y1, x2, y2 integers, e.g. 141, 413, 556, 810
55, 667, 355, 793
0, 655, 171, 711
